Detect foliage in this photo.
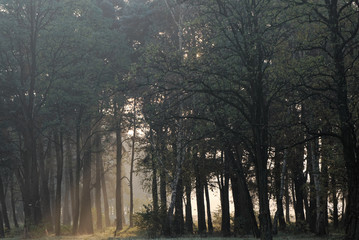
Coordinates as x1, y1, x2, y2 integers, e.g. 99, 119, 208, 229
134, 204, 162, 238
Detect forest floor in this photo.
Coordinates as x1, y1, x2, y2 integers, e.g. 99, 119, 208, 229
2, 226, 345, 240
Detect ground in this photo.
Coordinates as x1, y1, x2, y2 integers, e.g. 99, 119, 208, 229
1, 227, 345, 240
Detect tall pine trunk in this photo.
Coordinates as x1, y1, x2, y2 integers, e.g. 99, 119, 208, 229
310, 140, 326, 235
220, 151, 230, 237
95, 133, 102, 230
129, 101, 136, 228
65, 135, 74, 226
159, 156, 167, 234
10, 175, 19, 228
0, 207, 4, 238
63, 134, 72, 226
273, 149, 287, 234
194, 149, 206, 235
0, 176, 10, 231
174, 177, 184, 235
72, 116, 81, 234
100, 158, 110, 227
114, 103, 123, 235
78, 125, 94, 234
204, 181, 213, 234
331, 175, 339, 228
230, 148, 260, 237
54, 131, 64, 236
184, 178, 193, 234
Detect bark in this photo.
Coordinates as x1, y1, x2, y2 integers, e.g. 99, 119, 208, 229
72, 118, 81, 235
204, 182, 213, 234
307, 141, 317, 233
10, 175, 19, 228
62, 174, 71, 226
95, 133, 102, 230
252, 122, 272, 240
22, 127, 42, 232
231, 170, 241, 236
312, 2, 359, 239
310, 140, 327, 235
174, 177, 184, 235
115, 104, 123, 235
321, 149, 329, 230
54, 131, 64, 236
165, 134, 185, 236
78, 125, 94, 234
100, 158, 110, 227
63, 135, 72, 226
0, 176, 10, 231
0, 207, 4, 238
291, 143, 306, 224
159, 158, 167, 232
285, 170, 290, 223
151, 156, 159, 214
273, 149, 287, 234
38, 135, 50, 230
250, 67, 272, 240
331, 175, 339, 228
184, 179, 193, 234
150, 128, 159, 216
230, 148, 260, 237
220, 151, 230, 237
129, 101, 136, 228
194, 150, 206, 234
66, 135, 74, 226
49, 160, 56, 229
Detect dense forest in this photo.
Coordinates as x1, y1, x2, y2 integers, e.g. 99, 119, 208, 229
0, 0, 358, 240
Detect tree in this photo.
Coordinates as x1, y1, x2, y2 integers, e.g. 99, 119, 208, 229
290, 1, 359, 238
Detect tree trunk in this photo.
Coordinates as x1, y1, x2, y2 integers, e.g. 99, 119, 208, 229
220, 151, 230, 237
21, 126, 42, 233
184, 178, 193, 234
252, 125, 272, 240
150, 128, 159, 216
49, 161, 56, 230
307, 141, 317, 233
160, 157, 167, 234
331, 175, 339, 228
194, 150, 206, 235
285, 169, 290, 223
72, 119, 81, 235
230, 147, 260, 237
292, 148, 306, 224
78, 125, 94, 234
324, 3, 359, 239
94, 133, 102, 230
174, 177, 184, 235
115, 104, 123, 235
0, 207, 4, 238
165, 136, 185, 236
321, 145, 329, 231
100, 157, 110, 227
0, 176, 10, 231
62, 174, 71, 226
273, 149, 287, 234
129, 101, 136, 228
231, 170, 241, 236
37, 135, 53, 232
204, 181, 213, 234
65, 135, 74, 226
54, 131, 64, 236
10, 175, 19, 228
310, 140, 327, 235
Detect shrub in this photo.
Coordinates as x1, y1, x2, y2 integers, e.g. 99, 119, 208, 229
134, 204, 162, 238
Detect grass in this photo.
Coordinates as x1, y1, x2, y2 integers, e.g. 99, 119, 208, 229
2, 226, 345, 240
